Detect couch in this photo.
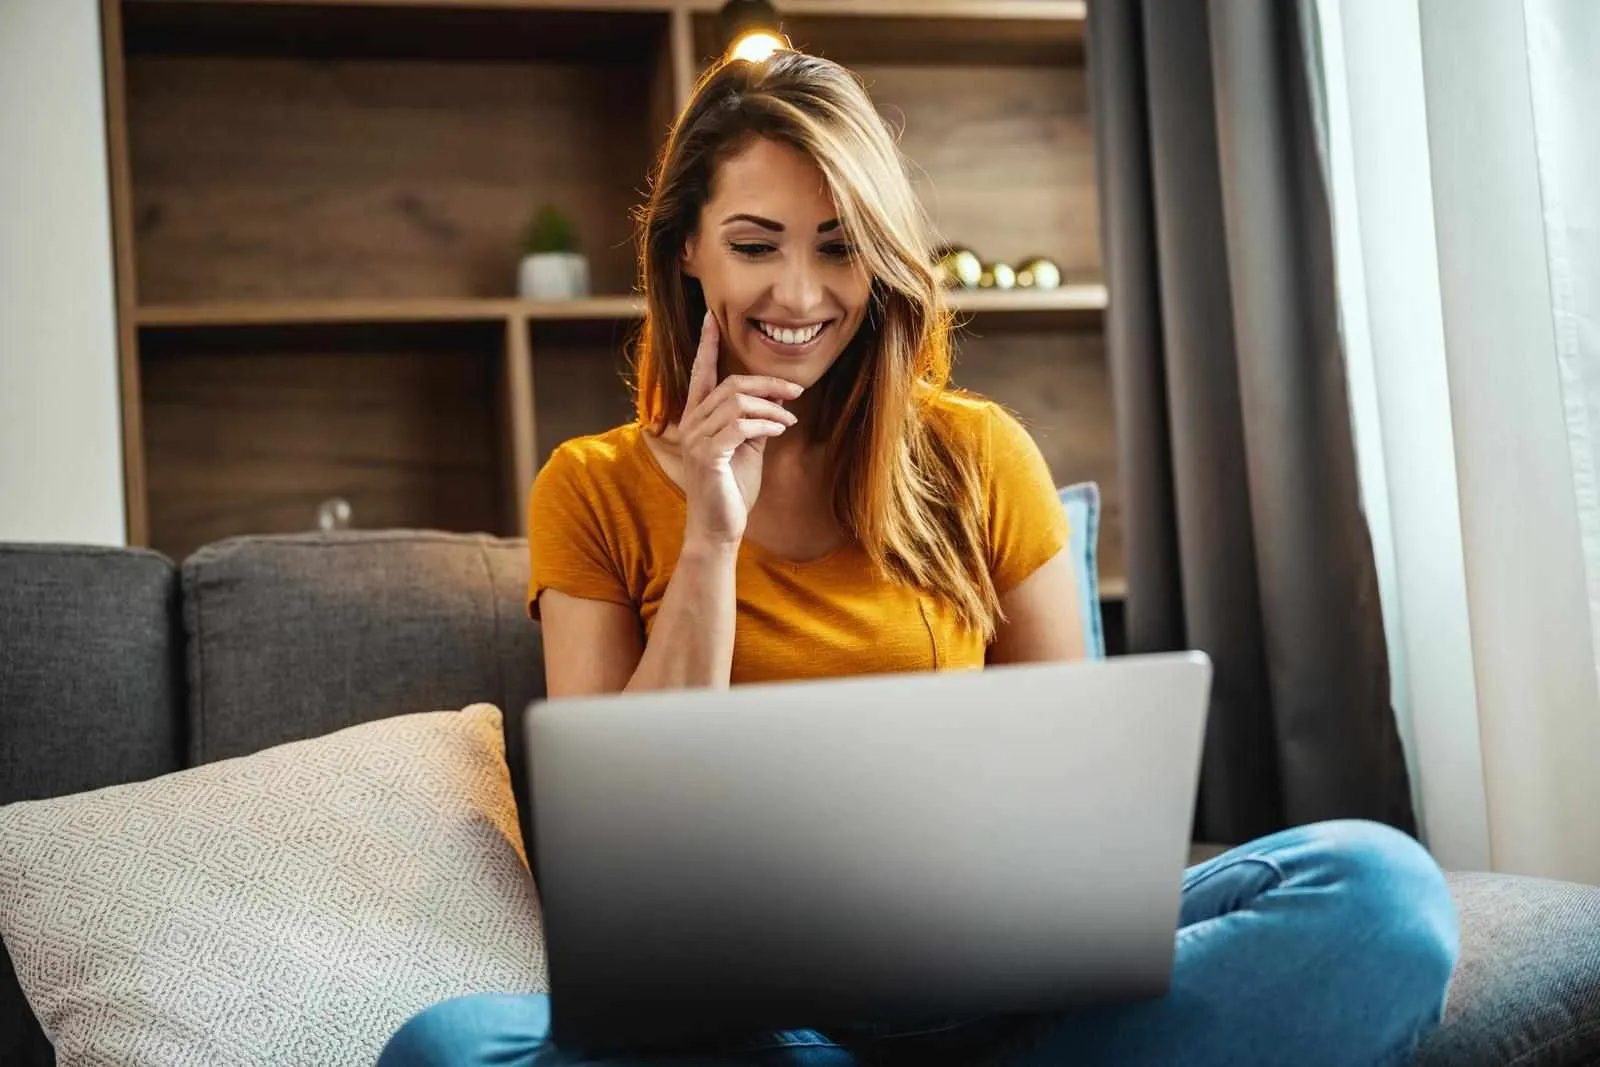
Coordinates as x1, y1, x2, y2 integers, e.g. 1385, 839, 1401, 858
2, 532, 1599, 1065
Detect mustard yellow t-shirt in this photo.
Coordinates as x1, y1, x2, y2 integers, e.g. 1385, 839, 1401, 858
526, 392, 1068, 685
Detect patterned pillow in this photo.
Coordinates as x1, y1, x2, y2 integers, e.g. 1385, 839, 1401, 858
0, 705, 545, 1067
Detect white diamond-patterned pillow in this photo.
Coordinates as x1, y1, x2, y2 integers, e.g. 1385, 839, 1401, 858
0, 704, 546, 1067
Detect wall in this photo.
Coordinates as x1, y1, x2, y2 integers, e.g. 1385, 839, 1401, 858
0, 0, 126, 546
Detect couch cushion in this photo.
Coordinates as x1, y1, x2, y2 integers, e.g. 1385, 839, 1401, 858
1, 542, 184, 1067
0, 705, 544, 1067
1413, 871, 1600, 1066
181, 531, 545, 831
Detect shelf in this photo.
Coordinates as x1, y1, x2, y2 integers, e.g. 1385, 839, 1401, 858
1100, 577, 1126, 601
135, 289, 1098, 330
123, 2, 669, 62
124, 0, 1085, 17
135, 296, 644, 328
948, 285, 1105, 315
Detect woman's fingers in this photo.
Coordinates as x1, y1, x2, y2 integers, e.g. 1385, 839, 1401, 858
707, 419, 789, 454
715, 375, 805, 404
705, 392, 797, 430
686, 311, 720, 411
688, 396, 795, 459
683, 375, 802, 431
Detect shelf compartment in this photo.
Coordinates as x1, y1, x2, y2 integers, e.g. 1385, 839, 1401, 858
125, 28, 668, 304
139, 319, 509, 562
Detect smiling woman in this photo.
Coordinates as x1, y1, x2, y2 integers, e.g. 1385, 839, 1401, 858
683, 150, 869, 373
377, 47, 1458, 1067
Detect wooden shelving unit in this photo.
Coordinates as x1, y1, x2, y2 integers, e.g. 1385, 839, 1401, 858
102, 0, 1121, 595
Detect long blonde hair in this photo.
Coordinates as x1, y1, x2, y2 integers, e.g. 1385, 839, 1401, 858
633, 52, 1001, 638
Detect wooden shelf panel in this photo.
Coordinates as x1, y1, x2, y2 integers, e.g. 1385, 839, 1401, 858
949, 285, 1105, 315
135, 296, 649, 327
135, 289, 1098, 329
137, 299, 516, 327
691, 3, 1085, 69
123, 2, 669, 61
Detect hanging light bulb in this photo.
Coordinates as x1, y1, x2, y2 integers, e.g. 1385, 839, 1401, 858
730, 30, 784, 63
719, 0, 787, 62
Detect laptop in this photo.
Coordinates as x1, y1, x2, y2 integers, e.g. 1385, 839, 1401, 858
524, 652, 1212, 1053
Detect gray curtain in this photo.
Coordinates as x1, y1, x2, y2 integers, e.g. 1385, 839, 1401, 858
1087, 0, 1417, 844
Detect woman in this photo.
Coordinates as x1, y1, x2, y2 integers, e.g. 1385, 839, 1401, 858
381, 51, 1457, 1067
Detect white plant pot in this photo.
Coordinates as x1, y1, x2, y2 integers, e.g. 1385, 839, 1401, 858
518, 253, 590, 300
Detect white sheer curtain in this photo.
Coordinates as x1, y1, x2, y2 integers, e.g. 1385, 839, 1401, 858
1320, 0, 1600, 884
1525, 1, 1600, 684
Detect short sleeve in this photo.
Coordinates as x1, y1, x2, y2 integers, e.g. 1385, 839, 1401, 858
985, 404, 1070, 594
526, 445, 633, 618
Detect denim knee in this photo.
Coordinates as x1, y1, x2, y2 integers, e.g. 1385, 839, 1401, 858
377, 993, 550, 1067
379, 1002, 459, 1067
1306, 820, 1460, 1008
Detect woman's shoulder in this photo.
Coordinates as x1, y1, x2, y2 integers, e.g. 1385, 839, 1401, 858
923, 388, 1025, 458
539, 422, 650, 484
532, 421, 669, 515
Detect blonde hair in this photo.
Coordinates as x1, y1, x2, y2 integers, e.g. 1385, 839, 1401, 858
633, 52, 1001, 637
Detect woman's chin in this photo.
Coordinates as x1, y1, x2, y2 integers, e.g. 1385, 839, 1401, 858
731, 338, 840, 388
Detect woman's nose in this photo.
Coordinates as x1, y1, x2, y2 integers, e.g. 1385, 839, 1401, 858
772, 257, 824, 314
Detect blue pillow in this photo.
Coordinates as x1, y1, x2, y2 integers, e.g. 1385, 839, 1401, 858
1057, 482, 1106, 660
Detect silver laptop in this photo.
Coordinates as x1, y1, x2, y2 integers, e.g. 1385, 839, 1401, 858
524, 652, 1212, 1053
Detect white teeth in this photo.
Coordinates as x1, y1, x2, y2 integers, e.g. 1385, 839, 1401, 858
759, 321, 824, 345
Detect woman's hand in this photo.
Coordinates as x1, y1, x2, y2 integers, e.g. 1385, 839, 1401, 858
673, 311, 803, 547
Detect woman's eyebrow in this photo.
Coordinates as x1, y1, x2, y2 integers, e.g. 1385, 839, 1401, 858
721, 214, 843, 234
722, 213, 784, 231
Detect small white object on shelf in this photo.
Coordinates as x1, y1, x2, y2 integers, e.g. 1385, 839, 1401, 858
518, 253, 590, 301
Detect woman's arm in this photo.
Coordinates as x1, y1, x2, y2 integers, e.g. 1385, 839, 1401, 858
539, 536, 740, 697
987, 547, 1088, 665
539, 312, 795, 697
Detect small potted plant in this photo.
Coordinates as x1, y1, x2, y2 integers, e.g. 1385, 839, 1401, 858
517, 203, 590, 300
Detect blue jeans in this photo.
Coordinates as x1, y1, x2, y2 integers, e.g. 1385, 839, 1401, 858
379, 820, 1459, 1067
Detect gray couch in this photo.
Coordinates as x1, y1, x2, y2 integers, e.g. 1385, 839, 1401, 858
2, 532, 1598, 1066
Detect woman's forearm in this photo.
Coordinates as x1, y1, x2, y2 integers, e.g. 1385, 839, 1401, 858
625, 537, 740, 691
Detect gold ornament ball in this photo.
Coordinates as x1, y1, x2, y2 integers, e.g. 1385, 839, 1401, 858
935, 247, 983, 288
1015, 257, 1062, 289
979, 261, 1016, 290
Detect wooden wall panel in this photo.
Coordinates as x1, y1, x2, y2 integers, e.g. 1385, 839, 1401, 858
865, 63, 1101, 283
692, 12, 1086, 69
127, 57, 657, 302
529, 319, 642, 468
140, 323, 503, 561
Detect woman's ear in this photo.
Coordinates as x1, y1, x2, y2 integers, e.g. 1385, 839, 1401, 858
681, 232, 701, 279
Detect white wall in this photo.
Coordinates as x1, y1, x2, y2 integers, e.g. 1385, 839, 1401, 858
0, 0, 126, 546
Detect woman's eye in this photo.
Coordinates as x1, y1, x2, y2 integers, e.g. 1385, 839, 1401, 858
729, 242, 775, 258
821, 242, 856, 261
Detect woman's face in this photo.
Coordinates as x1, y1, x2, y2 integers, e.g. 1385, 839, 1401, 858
683, 136, 872, 389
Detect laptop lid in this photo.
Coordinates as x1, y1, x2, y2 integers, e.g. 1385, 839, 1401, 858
526, 652, 1211, 1052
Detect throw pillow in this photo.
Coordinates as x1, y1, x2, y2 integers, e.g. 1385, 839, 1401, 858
0, 704, 545, 1067
1057, 481, 1106, 660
